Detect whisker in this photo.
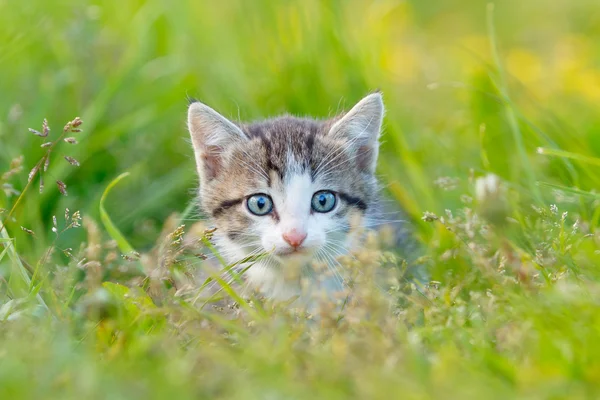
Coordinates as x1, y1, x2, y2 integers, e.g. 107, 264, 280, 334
317, 245, 346, 286
314, 248, 344, 288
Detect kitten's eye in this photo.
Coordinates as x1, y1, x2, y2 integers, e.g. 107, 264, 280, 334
246, 194, 273, 216
311, 191, 336, 213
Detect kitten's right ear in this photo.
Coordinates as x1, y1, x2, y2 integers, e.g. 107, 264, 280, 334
187, 101, 247, 180
327, 93, 384, 174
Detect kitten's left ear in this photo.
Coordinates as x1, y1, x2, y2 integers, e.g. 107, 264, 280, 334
188, 101, 247, 181
327, 92, 384, 174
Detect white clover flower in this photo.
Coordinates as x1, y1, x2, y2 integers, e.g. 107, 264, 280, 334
474, 174, 509, 227
475, 174, 501, 203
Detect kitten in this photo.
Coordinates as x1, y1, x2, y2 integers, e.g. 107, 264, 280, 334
187, 93, 416, 302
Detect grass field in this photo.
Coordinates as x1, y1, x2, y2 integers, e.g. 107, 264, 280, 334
1, 0, 600, 398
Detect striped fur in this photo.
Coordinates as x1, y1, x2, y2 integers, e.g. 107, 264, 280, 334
187, 93, 395, 300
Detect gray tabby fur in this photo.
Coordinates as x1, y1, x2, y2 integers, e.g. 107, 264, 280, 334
187, 93, 422, 304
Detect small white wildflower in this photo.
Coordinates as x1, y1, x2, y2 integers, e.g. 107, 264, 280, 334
572, 219, 580, 235
474, 173, 509, 227
433, 176, 460, 191
475, 174, 501, 202
421, 211, 438, 222
460, 194, 473, 204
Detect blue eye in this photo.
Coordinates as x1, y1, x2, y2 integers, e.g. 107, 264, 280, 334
246, 194, 273, 216
311, 191, 336, 213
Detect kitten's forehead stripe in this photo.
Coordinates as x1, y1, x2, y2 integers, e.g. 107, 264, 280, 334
241, 117, 327, 184
306, 126, 317, 179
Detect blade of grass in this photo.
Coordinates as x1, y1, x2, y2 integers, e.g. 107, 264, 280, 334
177, 199, 198, 227
194, 242, 270, 317
200, 237, 227, 269
195, 252, 269, 298
536, 147, 600, 167
0, 228, 50, 312
177, 299, 249, 338
99, 172, 135, 254
0, 242, 9, 263
536, 181, 600, 199
0, 233, 28, 298
486, 3, 542, 203
197, 259, 265, 312
206, 271, 264, 319
458, 44, 583, 186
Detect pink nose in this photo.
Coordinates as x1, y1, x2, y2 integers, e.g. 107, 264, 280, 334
282, 230, 307, 248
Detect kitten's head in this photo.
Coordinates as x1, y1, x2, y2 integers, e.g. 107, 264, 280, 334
187, 93, 383, 283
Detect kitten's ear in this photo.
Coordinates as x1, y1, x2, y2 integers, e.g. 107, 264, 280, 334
327, 92, 384, 174
187, 101, 247, 180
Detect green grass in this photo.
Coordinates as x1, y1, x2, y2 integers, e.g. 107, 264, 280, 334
1, 0, 600, 398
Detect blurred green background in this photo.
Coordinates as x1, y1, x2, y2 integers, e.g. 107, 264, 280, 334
2, 2, 600, 398
1, 0, 599, 257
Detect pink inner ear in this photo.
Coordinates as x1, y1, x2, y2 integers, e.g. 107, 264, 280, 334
202, 145, 223, 180
356, 145, 375, 172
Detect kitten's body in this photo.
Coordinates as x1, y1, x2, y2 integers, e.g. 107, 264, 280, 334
187, 93, 419, 302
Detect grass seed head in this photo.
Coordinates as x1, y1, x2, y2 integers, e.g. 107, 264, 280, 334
42, 118, 50, 136
122, 251, 141, 262
64, 117, 83, 132
71, 117, 82, 128
202, 227, 217, 241
1, 155, 24, 181
28, 164, 40, 183
44, 154, 50, 172
167, 225, 186, 246
434, 176, 460, 191
421, 211, 439, 222
70, 211, 81, 228
28, 119, 50, 137
20, 226, 35, 236
64, 156, 80, 167
2, 183, 20, 197
57, 180, 68, 196
28, 128, 45, 137
9, 156, 23, 169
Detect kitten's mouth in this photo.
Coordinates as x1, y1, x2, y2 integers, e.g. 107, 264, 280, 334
272, 248, 314, 267
275, 247, 306, 256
